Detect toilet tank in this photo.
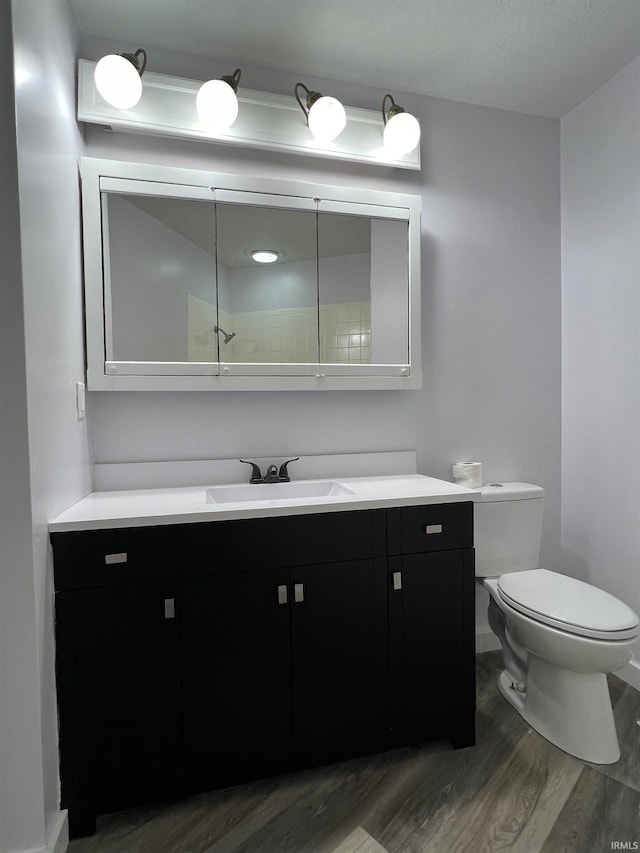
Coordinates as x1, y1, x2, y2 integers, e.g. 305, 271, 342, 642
474, 483, 545, 578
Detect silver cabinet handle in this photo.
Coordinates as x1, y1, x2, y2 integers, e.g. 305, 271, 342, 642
105, 552, 127, 565
164, 598, 175, 619
425, 524, 443, 535
277, 584, 288, 605
294, 583, 304, 603
393, 571, 402, 591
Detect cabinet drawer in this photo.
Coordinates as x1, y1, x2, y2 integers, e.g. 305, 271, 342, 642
387, 502, 473, 555
52, 526, 178, 590
179, 509, 386, 576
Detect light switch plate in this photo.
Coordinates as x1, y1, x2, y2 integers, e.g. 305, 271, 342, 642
75, 381, 86, 420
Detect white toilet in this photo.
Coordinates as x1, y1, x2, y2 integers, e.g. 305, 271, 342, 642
476, 482, 639, 764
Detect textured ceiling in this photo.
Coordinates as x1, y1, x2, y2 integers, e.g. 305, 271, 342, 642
70, 0, 640, 117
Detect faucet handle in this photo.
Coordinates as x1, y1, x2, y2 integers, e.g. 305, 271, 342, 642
239, 459, 263, 483
278, 457, 300, 481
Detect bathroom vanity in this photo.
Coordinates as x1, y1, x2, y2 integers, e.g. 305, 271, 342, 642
50, 473, 477, 837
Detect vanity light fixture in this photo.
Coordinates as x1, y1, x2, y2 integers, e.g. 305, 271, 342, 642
94, 48, 147, 110
294, 82, 346, 143
196, 67, 242, 131
381, 94, 421, 157
250, 249, 280, 264
79, 59, 421, 169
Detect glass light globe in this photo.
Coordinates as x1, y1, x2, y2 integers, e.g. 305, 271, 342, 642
383, 111, 421, 157
94, 54, 143, 110
196, 79, 239, 131
251, 250, 279, 264
307, 96, 346, 143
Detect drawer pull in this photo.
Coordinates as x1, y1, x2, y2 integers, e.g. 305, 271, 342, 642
277, 584, 288, 605
164, 598, 175, 619
393, 571, 402, 591
294, 583, 304, 603
425, 524, 443, 535
104, 552, 127, 565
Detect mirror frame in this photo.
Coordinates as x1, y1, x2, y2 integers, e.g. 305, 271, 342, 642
81, 157, 422, 391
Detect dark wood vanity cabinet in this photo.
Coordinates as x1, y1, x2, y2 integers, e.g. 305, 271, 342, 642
53, 528, 183, 836
51, 503, 475, 837
180, 567, 294, 783
289, 558, 389, 755
387, 504, 476, 747
179, 511, 389, 787
181, 555, 389, 789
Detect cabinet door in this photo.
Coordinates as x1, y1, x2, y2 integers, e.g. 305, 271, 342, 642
291, 559, 388, 755
181, 568, 292, 782
55, 581, 182, 834
389, 549, 475, 742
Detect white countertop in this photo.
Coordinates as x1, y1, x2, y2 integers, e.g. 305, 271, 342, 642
49, 474, 479, 532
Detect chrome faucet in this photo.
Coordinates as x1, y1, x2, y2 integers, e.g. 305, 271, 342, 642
239, 458, 300, 484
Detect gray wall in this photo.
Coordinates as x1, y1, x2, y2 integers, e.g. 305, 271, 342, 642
2, 0, 93, 850
228, 253, 369, 312
82, 41, 562, 575
370, 219, 409, 363
109, 195, 217, 361
561, 55, 640, 664
0, 7, 43, 851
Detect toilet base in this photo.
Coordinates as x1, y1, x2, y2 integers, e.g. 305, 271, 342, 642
497, 660, 620, 764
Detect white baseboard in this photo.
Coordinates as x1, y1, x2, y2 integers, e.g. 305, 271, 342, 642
9, 812, 68, 853
46, 810, 68, 853
616, 657, 640, 691
476, 629, 501, 653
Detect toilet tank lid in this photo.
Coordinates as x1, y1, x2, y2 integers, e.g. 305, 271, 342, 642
477, 482, 544, 502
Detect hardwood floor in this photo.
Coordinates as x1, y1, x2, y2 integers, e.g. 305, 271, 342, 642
68, 652, 640, 853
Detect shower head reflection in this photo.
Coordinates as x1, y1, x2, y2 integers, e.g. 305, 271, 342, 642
213, 325, 236, 344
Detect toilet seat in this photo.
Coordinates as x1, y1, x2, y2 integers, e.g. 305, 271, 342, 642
497, 569, 640, 641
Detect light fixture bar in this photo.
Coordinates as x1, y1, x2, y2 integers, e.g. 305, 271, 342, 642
77, 59, 420, 170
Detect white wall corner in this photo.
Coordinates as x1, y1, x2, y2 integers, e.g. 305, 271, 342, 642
476, 629, 501, 654
616, 657, 640, 692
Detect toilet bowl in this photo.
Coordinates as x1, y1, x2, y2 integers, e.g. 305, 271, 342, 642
484, 571, 637, 763
475, 484, 639, 764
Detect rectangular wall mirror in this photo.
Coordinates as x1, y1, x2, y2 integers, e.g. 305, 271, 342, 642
82, 158, 421, 390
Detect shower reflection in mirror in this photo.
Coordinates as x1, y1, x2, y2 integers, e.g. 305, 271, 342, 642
103, 191, 408, 368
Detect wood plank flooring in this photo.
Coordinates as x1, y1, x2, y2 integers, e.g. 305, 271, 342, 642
68, 652, 640, 853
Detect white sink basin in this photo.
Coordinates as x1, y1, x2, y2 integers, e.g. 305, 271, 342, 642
206, 481, 357, 504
